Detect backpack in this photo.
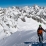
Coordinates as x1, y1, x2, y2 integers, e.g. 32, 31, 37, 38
38, 30, 43, 34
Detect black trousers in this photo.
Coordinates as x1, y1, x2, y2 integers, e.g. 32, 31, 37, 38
38, 34, 43, 42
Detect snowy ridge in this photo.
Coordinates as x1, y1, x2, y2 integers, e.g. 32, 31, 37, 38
0, 30, 39, 46
0, 5, 46, 39
0, 30, 46, 46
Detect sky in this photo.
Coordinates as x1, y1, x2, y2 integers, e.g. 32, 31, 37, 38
0, 0, 46, 7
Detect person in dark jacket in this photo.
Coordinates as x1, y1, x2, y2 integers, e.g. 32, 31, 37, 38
37, 24, 46, 43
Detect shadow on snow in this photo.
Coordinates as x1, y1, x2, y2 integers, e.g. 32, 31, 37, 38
24, 42, 46, 46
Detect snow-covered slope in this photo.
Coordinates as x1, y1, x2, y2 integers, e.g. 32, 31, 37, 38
0, 30, 40, 46
0, 30, 46, 46
0, 5, 46, 39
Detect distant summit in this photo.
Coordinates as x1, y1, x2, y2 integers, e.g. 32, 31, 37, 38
0, 5, 46, 39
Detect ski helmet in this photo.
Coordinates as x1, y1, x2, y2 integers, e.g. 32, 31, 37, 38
39, 24, 41, 27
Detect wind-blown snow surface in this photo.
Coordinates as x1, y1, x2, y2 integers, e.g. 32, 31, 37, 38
0, 5, 46, 46
0, 30, 41, 46
0, 30, 46, 46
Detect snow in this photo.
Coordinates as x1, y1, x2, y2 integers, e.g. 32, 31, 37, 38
0, 5, 46, 46
17, 17, 38, 31
0, 30, 46, 46
0, 30, 37, 46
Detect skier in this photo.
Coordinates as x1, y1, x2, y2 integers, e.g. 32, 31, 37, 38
37, 24, 46, 43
